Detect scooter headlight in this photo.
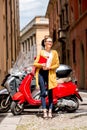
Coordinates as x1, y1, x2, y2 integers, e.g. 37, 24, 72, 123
25, 66, 33, 74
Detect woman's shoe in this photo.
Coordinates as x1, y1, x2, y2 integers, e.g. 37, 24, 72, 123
48, 109, 52, 118
43, 109, 48, 119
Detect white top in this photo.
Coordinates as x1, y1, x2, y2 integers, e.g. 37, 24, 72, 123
44, 51, 53, 67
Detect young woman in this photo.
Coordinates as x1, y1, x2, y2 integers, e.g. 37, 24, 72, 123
34, 36, 59, 118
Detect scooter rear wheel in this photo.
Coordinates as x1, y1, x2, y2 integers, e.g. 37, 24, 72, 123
11, 101, 24, 115
65, 96, 79, 113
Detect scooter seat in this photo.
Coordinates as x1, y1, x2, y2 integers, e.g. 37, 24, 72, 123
57, 77, 71, 84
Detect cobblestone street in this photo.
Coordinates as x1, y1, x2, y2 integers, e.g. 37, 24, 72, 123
16, 112, 87, 130
0, 92, 87, 130
0, 0, 87, 130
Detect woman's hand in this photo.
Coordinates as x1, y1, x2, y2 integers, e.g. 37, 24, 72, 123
43, 66, 47, 70
41, 63, 47, 70
43, 66, 50, 70
41, 63, 46, 67
41, 63, 50, 70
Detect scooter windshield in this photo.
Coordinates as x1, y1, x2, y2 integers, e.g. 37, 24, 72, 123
9, 52, 33, 75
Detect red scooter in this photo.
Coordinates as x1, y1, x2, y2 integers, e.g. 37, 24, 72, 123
10, 65, 83, 115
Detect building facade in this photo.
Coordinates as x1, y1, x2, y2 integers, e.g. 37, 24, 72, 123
20, 16, 49, 64
46, 0, 70, 64
69, 0, 87, 89
46, 0, 87, 90
46, 0, 60, 54
0, 0, 20, 85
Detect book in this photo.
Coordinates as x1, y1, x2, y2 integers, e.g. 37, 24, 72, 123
38, 55, 47, 64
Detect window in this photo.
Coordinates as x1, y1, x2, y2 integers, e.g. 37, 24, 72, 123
22, 42, 24, 52
86, 29, 87, 57
53, 29, 56, 43
56, 1, 58, 16
78, 0, 82, 15
28, 39, 30, 51
59, 14, 62, 28
65, 4, 69, 24
67, 49, 70, 64
62, 9, 64, 25
72, 40, 76, 63
25, 40, 27, 53
71, 6, 74, 23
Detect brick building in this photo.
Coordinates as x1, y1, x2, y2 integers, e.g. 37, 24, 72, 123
46, 0, 60, 54
20, 16, 49, 64
46, 0, 87, 90
69, 0, 87, 89
46, 0, 70, 63
0, 0, 20, 85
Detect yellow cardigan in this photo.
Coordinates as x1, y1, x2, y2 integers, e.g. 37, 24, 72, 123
33, 50, 59, 90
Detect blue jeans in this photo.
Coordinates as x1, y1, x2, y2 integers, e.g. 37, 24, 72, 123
38, 70, 53, 109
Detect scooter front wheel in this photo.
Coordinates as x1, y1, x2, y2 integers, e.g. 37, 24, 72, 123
11, 101, 24, 115
32, 89, 41, 100
0, 96, 11, 113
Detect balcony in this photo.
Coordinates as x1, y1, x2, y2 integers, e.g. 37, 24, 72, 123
58, 28, 66, 43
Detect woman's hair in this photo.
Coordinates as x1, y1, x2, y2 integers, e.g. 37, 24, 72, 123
41, 35, 53, 47
44, 36, 52, 42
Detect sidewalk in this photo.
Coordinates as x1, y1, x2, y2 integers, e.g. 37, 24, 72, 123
79, 90, 87, 99
0, 113, 21, 130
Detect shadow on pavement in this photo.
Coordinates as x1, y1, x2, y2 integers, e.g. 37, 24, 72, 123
70, 112, 87, 119
0, 112, 8, 123
20, 109, 59, 119
80, 103, 87, 105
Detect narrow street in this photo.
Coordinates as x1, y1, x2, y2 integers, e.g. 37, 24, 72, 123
0, 92, 87, 130
0, 0, 87, 129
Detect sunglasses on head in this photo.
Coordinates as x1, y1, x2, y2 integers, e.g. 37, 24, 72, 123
46, 40, 52, 42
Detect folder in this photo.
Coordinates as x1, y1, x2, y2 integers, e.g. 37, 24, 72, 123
38, 55, 47, 64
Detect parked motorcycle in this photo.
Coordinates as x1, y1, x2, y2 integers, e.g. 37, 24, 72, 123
0, 87, 11, 112
10, 65, 83, 115
0, 52, 31, 112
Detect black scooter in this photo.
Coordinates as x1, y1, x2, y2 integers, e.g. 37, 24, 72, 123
0, 74, 11, 112
0, 52, 27, 112
0, 52, 37, 113
0, 70, 28, 113
0, 71, 37, 113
